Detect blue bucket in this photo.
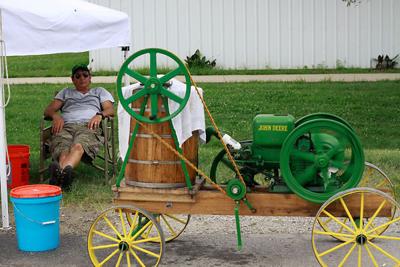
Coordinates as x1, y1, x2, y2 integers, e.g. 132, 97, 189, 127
10, 185, 62, 252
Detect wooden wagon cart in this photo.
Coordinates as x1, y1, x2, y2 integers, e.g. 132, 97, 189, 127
86, 49, 400, 267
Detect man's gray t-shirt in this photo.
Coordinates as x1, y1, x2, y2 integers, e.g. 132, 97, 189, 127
55, 87, 114, 123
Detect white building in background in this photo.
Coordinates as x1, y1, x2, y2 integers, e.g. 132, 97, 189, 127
89, 0, 400, 71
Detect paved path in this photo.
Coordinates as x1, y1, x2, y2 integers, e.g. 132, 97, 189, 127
2, 211, 400, 266
7, 73, 400, 84
0, 230, 318, 267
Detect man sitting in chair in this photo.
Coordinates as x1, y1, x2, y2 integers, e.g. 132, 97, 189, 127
43, 64, 114, 190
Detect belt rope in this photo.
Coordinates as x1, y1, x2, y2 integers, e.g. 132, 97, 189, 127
133, 119, 227, 195
186, 71, 246, 186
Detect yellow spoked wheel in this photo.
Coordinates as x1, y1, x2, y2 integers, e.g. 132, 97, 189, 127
360, 162, 395, 198
318, 162, 395, 241
312, 188, 400, 267
127, 213, 190, 243
87, 206, 165, 267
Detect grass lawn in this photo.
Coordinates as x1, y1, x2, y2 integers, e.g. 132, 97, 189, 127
7, 53, 89, 77
7, 52, 400, 77
4, 80, 400, 205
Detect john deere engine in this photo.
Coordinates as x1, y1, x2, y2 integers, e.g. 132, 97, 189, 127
207, 113, 364, 203
252, 114, 295, 163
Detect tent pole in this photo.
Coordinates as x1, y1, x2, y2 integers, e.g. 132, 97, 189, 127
0, 9, 11, 230
122, 46, 130, 86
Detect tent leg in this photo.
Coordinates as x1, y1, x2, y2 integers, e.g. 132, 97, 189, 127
0, 11, 11, 229
0, 82, 10, 230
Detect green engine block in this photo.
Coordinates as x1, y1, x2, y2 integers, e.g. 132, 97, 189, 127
208, 113, 365, 204
252, 114, 295, 163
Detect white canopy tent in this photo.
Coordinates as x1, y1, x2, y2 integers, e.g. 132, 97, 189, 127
0, 0, 131, 229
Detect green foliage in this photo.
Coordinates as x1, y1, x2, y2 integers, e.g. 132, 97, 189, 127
336, 60, 346, 69
185, 49, 216, 69
374, 54, 399, 70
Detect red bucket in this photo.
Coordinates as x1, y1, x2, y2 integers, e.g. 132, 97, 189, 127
7, 145, 30, 189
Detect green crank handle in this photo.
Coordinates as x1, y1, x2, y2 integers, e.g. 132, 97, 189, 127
234, 201, 242, 250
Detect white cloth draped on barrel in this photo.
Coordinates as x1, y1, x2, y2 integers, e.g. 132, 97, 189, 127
118, 78, 206, 159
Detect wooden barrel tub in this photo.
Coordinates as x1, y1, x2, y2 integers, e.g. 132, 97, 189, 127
125, 92, 198, 188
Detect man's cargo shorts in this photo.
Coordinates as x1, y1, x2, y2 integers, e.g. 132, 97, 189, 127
50, 123, 103, 161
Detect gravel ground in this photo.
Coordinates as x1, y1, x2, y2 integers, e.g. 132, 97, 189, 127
55, 205, 317, 237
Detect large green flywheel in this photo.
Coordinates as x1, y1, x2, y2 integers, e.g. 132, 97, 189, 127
280, 119, 364, 203
116, 48, 191, 124
295, 112, 354, 131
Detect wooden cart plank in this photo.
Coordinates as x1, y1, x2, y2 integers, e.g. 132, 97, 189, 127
112, 180, 203, 203
113, 187, 391, 217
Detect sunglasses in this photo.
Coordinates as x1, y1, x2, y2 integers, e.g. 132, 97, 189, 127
74, 72, 90, 79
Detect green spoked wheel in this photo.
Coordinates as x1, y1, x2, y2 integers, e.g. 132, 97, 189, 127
312, 188, 400, 267
295, 112, 354, 131
280, 119, 364, 204
318, 162, 396, 242
209, 141, 252, 184
209, 149, 236, 184
88, 206, 165, 267
127, 213, 190, 243
116, 48, 191, 124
